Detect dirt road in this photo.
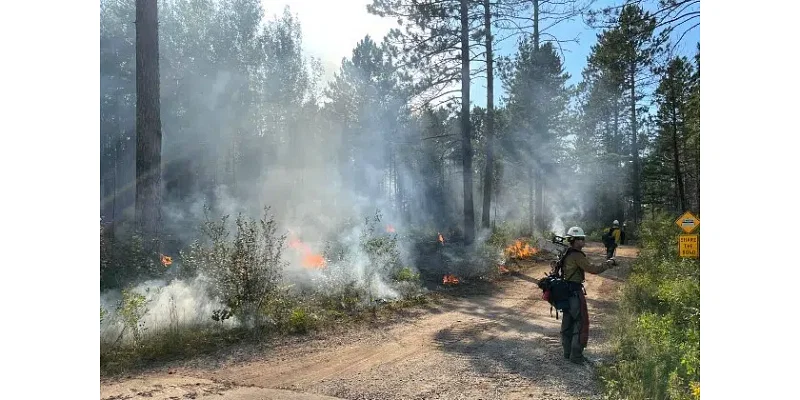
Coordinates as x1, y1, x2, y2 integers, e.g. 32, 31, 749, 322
100, 243, 637, 400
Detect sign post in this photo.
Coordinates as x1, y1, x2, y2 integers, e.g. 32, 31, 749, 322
675, 211, 700, 258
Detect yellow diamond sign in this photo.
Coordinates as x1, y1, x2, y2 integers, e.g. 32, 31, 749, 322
675, 211, 700, 234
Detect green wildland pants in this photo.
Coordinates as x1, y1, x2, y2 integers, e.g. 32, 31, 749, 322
560, 289, 589, 362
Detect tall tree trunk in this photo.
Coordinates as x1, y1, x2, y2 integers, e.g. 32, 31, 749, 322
135, 0, 163, 250
671, 103, 687, 211
460, 0, 475, 244
397, 151, 407, 219
613, 99, 620, 154
493, 161, 502, 229
532, 0, 545, 233
694, 147, 700, 214
533, 0, 539, 44
113, 139, 120, 226
535, 169, 545, 232
481, 0, 494, 230
629, 63, 641, 226
528, 166, 534, 236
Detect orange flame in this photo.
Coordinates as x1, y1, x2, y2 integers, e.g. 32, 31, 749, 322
438, 232, 445, 244
386, 225, 396, 233
442, 274, 459, 285
505, 240, 538, 259
288, 236, 326, 269
303, 253, 326, 268
498, 264, 510, 274
160, 254, 173, 267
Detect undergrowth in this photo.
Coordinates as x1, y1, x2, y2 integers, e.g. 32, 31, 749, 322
598, 211, 700, 400
99, 207, 454, 377
99, 207, 527, 377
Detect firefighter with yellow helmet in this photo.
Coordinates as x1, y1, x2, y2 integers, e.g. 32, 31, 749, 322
602, 220, 622, 262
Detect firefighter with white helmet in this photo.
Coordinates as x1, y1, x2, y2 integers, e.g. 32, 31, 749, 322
560, 226, 614, 364
566, 226, 586, 237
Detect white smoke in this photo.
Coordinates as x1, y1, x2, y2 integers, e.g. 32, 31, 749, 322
100, 275, 232, 343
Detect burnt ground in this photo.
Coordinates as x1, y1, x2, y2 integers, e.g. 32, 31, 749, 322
100, 242, 638, 400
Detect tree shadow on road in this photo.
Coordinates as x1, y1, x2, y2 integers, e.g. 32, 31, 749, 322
431, 313, 603, 398
424, 272, 619, 399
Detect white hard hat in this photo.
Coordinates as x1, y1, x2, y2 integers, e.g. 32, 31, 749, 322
566, 226, 586, 238
613, 220, 620, 226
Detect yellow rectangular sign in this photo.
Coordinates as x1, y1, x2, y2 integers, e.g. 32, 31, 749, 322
679, 234, 699, 258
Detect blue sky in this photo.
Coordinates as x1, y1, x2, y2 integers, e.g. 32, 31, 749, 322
260, 0, 699, 108
470, 0, 701, 108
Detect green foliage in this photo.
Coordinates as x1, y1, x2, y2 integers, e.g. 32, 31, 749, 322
486, 221, 516, 248
576, 3, 672, 226
500, 40, 572, 233
315, 279, 371, 315
393, 266, 420, 282
288, 307, 315, 334
366, 0, 467, 103
359, 210, 403, 280
642, 54, 700, 214
599, 212, 699, 400
100, 224, 162, 290
117, 288, 152, 345
101, 322, 252, 376
99, 0, 701, 381
182, 207, 287, 327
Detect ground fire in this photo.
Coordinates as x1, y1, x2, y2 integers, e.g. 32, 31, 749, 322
497, 264, 510, 274
288, 236, 327, 269
442, 274, 459, 285
438, 232, 444, 245
386, 225, 396, 233
160, 254, 172, 267
505, 239, 538, 259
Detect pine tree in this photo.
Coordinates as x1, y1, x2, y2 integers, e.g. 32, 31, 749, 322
648, 56, 696, 212
502, 40, 571, 234
134, 0, 164, 250
368, 0, 481, 243
580, 4, 667, 225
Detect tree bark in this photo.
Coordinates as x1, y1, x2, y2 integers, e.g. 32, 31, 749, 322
532, 0, 545, 233
694, 144, 700, 214
481, 0, 494, 230
613, 99, 620, 154
135, 0, 163, 249
460, 0, 475, 244
528, 166, 534, 236
629, 63, 641, 226
533, 0, 539, 46
671, 102, 687, 211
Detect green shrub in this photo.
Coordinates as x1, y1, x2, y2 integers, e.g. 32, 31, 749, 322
100, 224, 162, 290
359, 210, 403, 277
100, 207, 441, 376
394, 266, 420, 282
117, 288, 152, 345
486, 222, 515, 248
181, 206, 288, 327
599, 212, 700, 400
288, 307, 315, 334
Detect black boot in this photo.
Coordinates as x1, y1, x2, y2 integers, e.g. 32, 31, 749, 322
569, 346, 586, 364
562, 336, 571, 359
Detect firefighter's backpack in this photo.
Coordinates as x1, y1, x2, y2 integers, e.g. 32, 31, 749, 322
537, 248, 581, 318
